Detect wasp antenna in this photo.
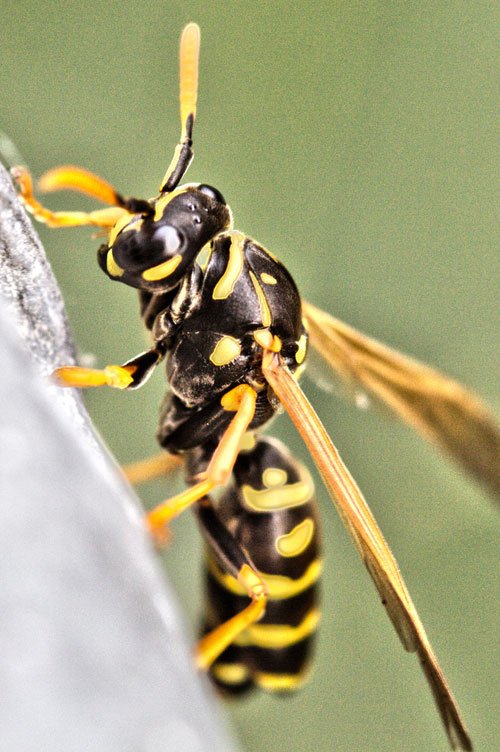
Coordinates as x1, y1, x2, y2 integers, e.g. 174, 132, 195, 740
180, 22, 200, 138
159, 22, 201, 193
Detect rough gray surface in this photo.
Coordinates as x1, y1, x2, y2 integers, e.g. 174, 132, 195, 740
0, 164, 235, 752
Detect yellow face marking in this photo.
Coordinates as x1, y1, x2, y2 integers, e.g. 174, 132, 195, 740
212, 231, 245, 299
208, 557, 322, 600
106, 250, 125, 277
249, 270, 272, 327
209, 335, 242, 366
108, 212, 135, 247
275, 518, 315, 558
295, 333, 307, 364
211, 663, 250, 685
142, 254, 182, 281
254, 668, 311, 692
260, 272, 277, 285
153, 183, 198, 221
236, 607, 320, 649
242, 469, 314, 512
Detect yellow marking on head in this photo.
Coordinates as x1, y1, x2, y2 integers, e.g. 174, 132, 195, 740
209, 335, 242, 366
208, 557, 322, 600
249, 270, 272, 327
239, 432, 257, 452
295, 333, 307, 364
106, 250, 125, 277
260, 272, 277, 285
254, 667, 312, 692
275, 518, 315, 558
262, 467, 287, 487
108, 212, 136, 247
125, 217, 144, 234
211, 663, 250, 685
153, 186, 187, 221
142, 254, 182, 281
196, 242, 212, 272
212, 231, 245, 299
242, 471, 314, 513
236, 607, 320, 649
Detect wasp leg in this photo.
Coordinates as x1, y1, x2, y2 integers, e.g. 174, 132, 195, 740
38, 165, 152, 214
54, 345, 166, 389
147, 384, 257, 538
123, 452, 182, 486
11, 166, 128, 228
195, 500, 267, 670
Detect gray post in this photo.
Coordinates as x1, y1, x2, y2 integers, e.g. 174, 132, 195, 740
0, 164, 236, 752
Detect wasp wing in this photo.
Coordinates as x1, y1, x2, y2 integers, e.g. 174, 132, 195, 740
262, 353, 472, 751
302, 301, 500, 498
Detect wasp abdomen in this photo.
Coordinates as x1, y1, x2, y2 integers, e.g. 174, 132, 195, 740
202, 435, 322, 693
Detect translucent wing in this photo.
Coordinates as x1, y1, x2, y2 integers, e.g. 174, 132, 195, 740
302, 300, 500, 498
262, 352, 472, 751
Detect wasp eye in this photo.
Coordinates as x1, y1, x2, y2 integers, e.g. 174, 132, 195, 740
198, 184, 226, 204
153, 225, 183, 253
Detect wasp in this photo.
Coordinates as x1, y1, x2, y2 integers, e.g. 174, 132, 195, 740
12, 23, 499, 751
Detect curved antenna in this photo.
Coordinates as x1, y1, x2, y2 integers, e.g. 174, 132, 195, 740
159, 23, 200, 193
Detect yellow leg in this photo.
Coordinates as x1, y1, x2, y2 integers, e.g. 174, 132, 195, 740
196, 564, 268, 670
123, 452, 183, 486
147, 384, 257, 537
12, 166, 127, 228
38, 165, 123, 205
53, 364, 136, 389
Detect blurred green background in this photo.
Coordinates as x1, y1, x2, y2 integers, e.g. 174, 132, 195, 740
1, 2, 498, 751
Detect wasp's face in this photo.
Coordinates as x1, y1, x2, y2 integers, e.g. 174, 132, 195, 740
99, 183, 232, 292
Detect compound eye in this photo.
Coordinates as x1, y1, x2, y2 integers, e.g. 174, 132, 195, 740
198, 184, 226, 204
152, 224, 183, 254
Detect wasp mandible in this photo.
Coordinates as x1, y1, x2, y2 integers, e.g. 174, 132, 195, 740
13, 22, 500, 751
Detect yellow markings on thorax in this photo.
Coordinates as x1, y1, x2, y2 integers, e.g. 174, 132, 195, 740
249, 271, 272, 327
208, 557, 322, 600
261, 272, 277, 285
142, 254, 182, 281
209, 335, 242, 366
275, 518, 315, 558
253, 328, 281, 352
295, 333, 307, 364
255, 666, 312, 692
196, 242, 212, 272
242, 466, 314, 513
106, 250, 125, 277
235, 607, 320, 649
212, 231, 245, 299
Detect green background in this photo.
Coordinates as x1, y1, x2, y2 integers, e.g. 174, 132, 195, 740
2, 2, 498, 751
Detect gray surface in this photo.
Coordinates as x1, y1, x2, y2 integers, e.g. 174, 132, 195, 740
0, 164, 235, 752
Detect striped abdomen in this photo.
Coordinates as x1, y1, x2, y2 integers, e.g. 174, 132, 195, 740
202, 435, 321, 694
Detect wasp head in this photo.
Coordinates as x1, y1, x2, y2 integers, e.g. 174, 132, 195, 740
98, 183, 231, 292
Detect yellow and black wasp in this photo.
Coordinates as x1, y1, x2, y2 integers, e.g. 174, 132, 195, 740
12, 23, 499, 751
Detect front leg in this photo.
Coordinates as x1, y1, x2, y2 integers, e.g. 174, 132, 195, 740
54, 343, 167, 390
